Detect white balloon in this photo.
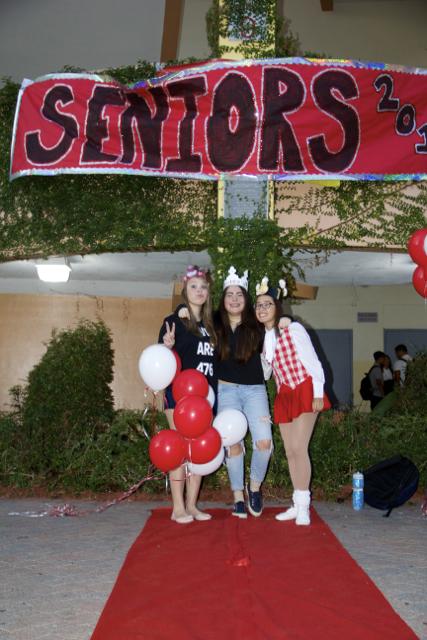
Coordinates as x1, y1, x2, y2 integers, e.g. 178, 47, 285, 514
206, 385, 216, 408
213, 409, 248, 447
188, 446, 225, 476
138, 344, 177, 392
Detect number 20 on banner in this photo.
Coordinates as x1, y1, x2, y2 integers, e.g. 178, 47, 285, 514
374, 74, 427, 154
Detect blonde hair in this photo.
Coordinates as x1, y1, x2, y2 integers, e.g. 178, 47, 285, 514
181, 276, 216, 345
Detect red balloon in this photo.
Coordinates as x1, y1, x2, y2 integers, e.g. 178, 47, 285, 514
187, 427, 222, 464
172, 351, 182, 379
172, 369, 209, 403
149, 430, 186, 472
173, 396, 213, 438
412, 265, 427, 298
408, 228, 427, 267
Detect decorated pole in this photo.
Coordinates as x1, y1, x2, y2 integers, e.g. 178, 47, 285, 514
216, 0, 275, 222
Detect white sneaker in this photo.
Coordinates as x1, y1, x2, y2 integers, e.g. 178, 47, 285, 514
275, 505, 297, 521
276, 491, 297, 521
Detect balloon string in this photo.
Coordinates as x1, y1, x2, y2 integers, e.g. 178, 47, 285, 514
8, 466, 164, 518
9, 386, 184, 518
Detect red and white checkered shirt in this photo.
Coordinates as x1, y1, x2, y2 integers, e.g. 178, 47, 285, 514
272, 327, 309, 389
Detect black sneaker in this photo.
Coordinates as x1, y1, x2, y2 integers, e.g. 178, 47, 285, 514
232, 501, 247, 519
247, 486, 263, 517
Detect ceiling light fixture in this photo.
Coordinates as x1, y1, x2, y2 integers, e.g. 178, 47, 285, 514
35, 259, 71, 283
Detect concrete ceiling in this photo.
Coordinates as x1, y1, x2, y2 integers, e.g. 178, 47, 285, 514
0, 249, 415, 298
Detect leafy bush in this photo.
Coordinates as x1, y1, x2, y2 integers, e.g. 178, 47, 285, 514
0, 407, 168, 492
4, 320, 114, 477
393, 352, 427, 415
308, 411, 426, 496
2, 405, 424, 496
1, 342, 425, 496
47, 409, 167, 493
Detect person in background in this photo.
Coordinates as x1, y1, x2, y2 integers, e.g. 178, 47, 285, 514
159, 266, 216, 524
382, 354, 394, 396
255, 277, 331, 526
393, 344, 413, 387
369, 351, 386, 410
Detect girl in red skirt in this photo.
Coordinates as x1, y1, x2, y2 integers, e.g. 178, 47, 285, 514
255, 278, 330, 525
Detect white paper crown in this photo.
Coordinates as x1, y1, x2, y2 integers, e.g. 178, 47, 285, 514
223, 266, 249, 290
255, 276, 287, 299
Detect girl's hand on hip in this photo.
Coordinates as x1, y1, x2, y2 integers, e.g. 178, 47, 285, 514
312, 398, 324, 412
163, 321, 175, 349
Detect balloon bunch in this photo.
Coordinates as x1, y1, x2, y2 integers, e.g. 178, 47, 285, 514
138, 343, 248, 477
408, 229, 427, 298
147, 368, 219, 474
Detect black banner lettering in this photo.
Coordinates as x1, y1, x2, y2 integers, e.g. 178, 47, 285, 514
25, 85, 78, 164
82, 86, 125, 163
166, 77, 206, 173
207, 73, 256, 171
120, 88, 169, 168
259, 68, 305, 172
309, 71, 359, 172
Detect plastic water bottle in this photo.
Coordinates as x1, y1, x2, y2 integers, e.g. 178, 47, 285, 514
352, 472, 364, 511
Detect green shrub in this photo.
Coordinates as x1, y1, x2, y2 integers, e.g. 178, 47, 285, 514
53, 409, 166, 492
22, 320, 114, 474
0, 406, 168, 492
1, 407, 425, 496
393, 352, 427, 415
311, 411, 425, 496
1, 338, 425, 496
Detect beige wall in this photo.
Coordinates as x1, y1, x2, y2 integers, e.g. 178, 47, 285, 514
283, 0, 427, 68
179, 0, 212, 60
275, 182, 426, 249
0, 0, 165, 83
0, 293, 171, 411
292, 283, 427, 408
2, 285, 425, 412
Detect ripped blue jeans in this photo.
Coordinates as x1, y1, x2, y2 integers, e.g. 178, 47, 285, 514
218, 382, 273, 492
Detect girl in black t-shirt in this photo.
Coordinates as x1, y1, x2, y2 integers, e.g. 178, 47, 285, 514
159, 266, 216, 524
215, 267, 273, 519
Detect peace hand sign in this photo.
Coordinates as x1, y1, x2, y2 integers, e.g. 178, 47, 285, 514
163, 321, 175, 349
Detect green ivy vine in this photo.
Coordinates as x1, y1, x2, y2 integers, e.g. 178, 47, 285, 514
0, 75, 217, 261
1, 1, 426, 292
276, 181, 427, 250
206, 0, 301, 59
207, 214, 306, 302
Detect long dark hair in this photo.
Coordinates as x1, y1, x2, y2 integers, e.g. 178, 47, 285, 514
216, 286, 262, 362
255, 295, 291, 336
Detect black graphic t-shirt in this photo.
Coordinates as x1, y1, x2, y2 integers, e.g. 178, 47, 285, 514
159, 313, 217, 407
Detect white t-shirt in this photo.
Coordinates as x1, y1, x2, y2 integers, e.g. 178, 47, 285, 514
393, 354, 412, 385
382, 367, 393, 382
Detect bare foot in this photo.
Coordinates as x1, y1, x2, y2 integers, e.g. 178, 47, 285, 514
171, 511, 193, 524
186, 507, 212, 521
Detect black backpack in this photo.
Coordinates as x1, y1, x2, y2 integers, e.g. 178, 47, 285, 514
359, 367, 374, 400
363, 455, 419, 517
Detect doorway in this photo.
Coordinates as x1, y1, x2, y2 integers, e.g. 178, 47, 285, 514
307, 329, 353, 409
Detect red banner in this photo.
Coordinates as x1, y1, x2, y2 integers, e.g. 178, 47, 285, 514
10, 58, 427, 181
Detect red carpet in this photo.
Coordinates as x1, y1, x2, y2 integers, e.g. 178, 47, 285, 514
90, 508, 417, 640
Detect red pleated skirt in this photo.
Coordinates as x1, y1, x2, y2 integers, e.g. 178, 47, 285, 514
274, 376, 331, 424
